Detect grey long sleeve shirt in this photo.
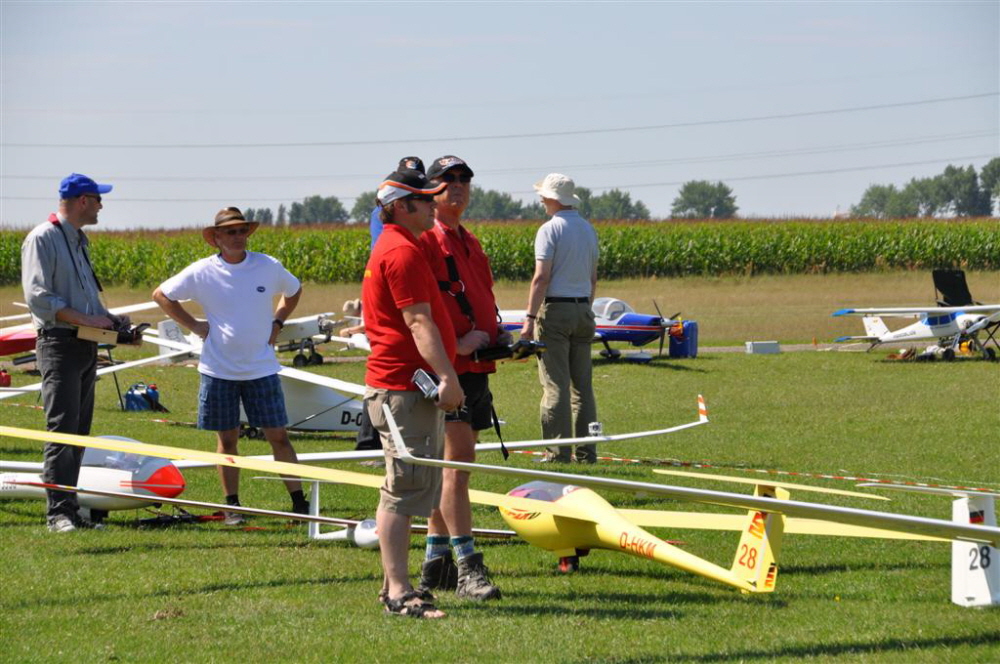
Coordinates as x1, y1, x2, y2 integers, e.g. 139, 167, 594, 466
21, 215, 107, 331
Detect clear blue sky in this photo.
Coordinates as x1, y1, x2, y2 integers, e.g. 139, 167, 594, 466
2, 1, 997, 230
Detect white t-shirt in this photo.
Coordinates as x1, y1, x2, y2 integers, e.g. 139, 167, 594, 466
159, 252, 301, 380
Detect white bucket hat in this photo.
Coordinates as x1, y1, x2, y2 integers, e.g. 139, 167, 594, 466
533, 173, 581, 207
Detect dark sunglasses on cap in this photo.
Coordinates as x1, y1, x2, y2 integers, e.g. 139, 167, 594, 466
438, 172, 472, 184
218, 225, 251, 236
408, 193, 436, 203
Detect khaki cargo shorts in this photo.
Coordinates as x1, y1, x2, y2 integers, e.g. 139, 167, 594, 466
366, 388, 444, 517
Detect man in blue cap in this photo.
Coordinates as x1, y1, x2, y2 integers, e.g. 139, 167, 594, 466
21, 173, 126, 532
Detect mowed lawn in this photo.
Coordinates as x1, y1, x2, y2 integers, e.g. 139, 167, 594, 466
0, 275, 998, 663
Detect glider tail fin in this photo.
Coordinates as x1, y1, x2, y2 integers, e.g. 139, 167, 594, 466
862, 316, 890, 340
729, 486, 787, 593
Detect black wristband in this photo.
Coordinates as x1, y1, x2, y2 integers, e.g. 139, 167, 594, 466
273, 318, 285, 329
525, 314, 537, 320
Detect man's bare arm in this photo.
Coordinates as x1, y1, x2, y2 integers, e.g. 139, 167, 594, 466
520, 258, 552, 341
152, 287, 209, 339
401, 302, 463, 412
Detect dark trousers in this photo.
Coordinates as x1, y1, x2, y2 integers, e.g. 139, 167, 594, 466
354, 398, 381, 451
36, 336, 98, 518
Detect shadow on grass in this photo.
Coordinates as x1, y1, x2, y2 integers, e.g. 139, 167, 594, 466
74, 538, 320, 556
5, 572, 381, 611
782, 559, 945, 576
593, 357, 708, 373
615, 631, 1000, 663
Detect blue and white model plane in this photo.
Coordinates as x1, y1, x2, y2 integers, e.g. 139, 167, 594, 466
501, 297, 684, 359
833, 305, 1000, 360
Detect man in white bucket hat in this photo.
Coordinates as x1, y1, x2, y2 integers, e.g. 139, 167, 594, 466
519, 174, 600, 463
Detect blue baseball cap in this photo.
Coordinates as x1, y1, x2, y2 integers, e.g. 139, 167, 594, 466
59, 173, 113, 199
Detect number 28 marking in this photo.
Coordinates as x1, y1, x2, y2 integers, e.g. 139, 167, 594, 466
969, 546, 992, 571
738, 544, 758, 569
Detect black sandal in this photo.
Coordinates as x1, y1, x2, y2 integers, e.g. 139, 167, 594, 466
384, 590, 443, 619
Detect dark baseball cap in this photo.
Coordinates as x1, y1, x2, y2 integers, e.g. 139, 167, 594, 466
59, 173, 113, 199
427, 155, 474, 180
377, 168, 447, 206
397, 156, 425, 174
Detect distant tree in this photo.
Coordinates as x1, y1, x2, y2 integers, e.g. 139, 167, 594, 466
256, 208, 274, 225
671, 181, 738, 218
587, 189, 650, 220
980, 157, 1000, 215
244, 208, 257, 222
850, 184, 898, 218
350, 191, 378, 223
901, 177, 946, 217
935, 165, 991, 217
465, 186, 529, 220
277, 204, 287, 226
574, 187, 593, 219
522, 200, 546, 219
288, 195, 348, 225
851, 162, 996, 218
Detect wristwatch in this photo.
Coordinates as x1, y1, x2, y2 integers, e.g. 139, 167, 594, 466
273, 318, 285, 329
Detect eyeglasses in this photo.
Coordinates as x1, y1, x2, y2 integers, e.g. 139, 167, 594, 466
218, 225, 251, 236
81, 194, 102, 203
438, 172, 472, 184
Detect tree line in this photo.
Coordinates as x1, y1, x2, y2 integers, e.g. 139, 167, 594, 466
242, 158, 998, 225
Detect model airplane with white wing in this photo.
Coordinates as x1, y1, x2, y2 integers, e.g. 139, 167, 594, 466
144, 321, 366, 432
833, 269, 1000, 360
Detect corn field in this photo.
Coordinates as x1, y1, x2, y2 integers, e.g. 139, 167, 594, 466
1, 219, 996, 286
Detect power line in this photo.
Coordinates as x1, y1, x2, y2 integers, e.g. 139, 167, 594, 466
3, 93, 995, 149
2, 154, 994, 203
2, 130, 994, 183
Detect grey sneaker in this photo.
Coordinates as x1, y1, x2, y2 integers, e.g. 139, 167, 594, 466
417, 551, 458, 593
47, 514, 76, 533
456, 552, 502, 601
224, 511, 246, 526
72, 515, 105, 530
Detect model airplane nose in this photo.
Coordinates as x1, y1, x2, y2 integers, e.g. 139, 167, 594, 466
133, 464, 186, 499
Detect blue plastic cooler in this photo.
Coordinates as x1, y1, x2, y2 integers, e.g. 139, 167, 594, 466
668, 321, 698, 358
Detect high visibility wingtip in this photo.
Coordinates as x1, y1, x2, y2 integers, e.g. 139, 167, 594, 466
697, 394, 708, 423
832, 308, 854, 317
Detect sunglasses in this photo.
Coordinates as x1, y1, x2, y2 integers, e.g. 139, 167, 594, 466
218, 225, 251, 236
408, 194, 436, 203
81, 194, 102, 203
438, 172, 472, 184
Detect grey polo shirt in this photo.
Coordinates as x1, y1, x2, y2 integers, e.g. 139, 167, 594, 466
534, 209, 599, 298
21, 216, 107, 331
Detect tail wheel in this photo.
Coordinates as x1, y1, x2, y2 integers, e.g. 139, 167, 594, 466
558, 556, 580, 573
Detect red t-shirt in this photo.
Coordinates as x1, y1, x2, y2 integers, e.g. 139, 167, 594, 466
419, 220, 499, 374
363, 224, 457, 390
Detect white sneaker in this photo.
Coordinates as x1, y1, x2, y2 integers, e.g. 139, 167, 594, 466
47, 514, 77, 533
224, 511, 247, 526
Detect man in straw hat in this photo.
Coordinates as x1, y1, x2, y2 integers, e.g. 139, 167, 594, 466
153, 207, 309, 523
519, 174, 600, 464
363, 165, 463, 618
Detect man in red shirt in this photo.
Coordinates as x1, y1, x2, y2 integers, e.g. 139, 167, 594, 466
363, 166, 463, 619
416, 156, 505, 601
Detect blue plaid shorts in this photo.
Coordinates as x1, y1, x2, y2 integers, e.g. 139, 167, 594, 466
197, 373, 288, 431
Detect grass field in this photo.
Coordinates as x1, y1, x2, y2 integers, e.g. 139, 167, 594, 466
1, 275, 998, 662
